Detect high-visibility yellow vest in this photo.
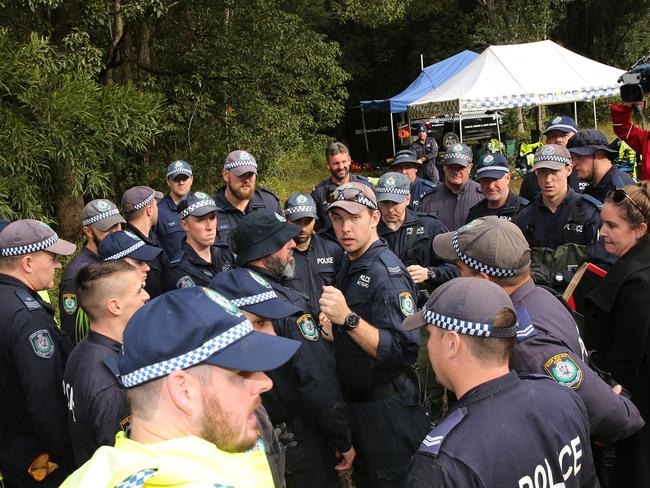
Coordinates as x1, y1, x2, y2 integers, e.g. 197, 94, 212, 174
60, 432, 275, 487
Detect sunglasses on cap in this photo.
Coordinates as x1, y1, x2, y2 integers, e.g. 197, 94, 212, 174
328, 187, 377, 210
608, 188, 646, 218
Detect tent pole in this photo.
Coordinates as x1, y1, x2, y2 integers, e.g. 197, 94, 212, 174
360, 108, 370, 154
390, 113, 396, 155
592, 100, 597, 129
420, 54, 424, 71
459, 113, 464, 142
574, 102, 578, 125
496, 112, 502, 153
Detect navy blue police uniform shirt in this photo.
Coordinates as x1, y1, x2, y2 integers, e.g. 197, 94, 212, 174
245, 266, 352, 454
166, 239, 235, 289
213, 188, 282, 246
334, 240, 420, 390
0, 274, 74, 482
59, 246, 99, 343
378, 208, 456, 286
62, 330, 130, 467
465, 190, 528, 223
311, 175, 374, 231
513, 188, 612, 269
409, 178, 436, 212
407, 371, 598, 488
583, 165, 635, 203
511, 279, 644, 443
155, 194, 186, 259
282, 232, 343, 317
419, 180, 484, 231
124, 223, 168, 299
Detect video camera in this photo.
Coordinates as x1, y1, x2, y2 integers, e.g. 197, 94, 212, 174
619, 54, 650, 102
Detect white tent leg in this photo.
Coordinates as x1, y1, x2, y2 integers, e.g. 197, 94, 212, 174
574, 102, 578, 125
390, 113, 396, 155
459, 113, 464, 142
592, 100, 597, 129
495, 113, 502, 154
361, 109, 370, 154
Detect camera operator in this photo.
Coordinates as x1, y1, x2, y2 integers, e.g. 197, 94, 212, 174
612, 63, 650, 180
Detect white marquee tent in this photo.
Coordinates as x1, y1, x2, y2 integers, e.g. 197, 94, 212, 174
408, 40, 625, 131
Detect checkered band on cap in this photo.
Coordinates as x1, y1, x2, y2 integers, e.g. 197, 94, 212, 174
120, 320, 253, 387
224, 160, 258, 170
82, 208, 120, 227
423, 308, 492, 336
444, 152, 472, 163
285, 205, 317, 216
476, 165, 508, 176
546, 123, 576, 133
166, 166, 192, 178
131, 191, 156, 211
534, 154, 571, 165
179, 198, 216, 219
0, 233, 59, 257
104, 239, 145, 261
230, 290, 278, 307
334, 192, 377, 210
376, 187, 410, 195
452, 233, 518, 277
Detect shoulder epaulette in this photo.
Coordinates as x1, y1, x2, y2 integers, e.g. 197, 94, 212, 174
579, 193, 603, 210
418, 407, 468, 456
514, 305, 536, 341
378, 251, 404, 274
169, 250, 185, 265
15, 288, 43, 311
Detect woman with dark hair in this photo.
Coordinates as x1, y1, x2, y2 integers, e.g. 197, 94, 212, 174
584, 182, 650, 486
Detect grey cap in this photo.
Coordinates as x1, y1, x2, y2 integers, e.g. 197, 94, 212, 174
533, 144, 572, 171
82, 199, 126, 232
0, 219, 76, 257
444, 143, 473, 167
376, 172, 410, 203
284, 192, 318, 221
122, 186, 164, 215
432, 217, 531, 277
166, 160, 193, 179
327, 182, 378, 215
402, 277, 517, 337
224, 150, 258, 177
177, 192, 217, 220
390, 149, 419, 168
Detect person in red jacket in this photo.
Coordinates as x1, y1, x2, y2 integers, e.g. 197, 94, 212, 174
611, 101, 650, 180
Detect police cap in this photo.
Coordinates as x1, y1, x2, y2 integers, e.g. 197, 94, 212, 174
284, 192, 318, 221
475, 153, 509, 180
82, 199, 126, 231
177, 192, 217, 220
98, 230, 162, 262
444, 143, 473, 167
166, 160, 193, 179
224, 150, 258, 177
376, 172, 410, 203
122, 186, 164, 215
0, 219, 76, 257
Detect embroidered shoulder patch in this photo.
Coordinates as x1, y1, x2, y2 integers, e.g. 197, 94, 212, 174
29, 329, 55, 359
399, 291, 415, 317
544, 352, 583, 390
176, 275, 195, 289
296, 314, 319, 341
62, 294, 77, 315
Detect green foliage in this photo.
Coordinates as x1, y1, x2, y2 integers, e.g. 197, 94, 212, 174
0, 29, 164, 221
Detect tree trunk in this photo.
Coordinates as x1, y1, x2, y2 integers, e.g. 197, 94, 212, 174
137, 22, 151, 84
55, 169, 84, 241
103, 0, 124, 84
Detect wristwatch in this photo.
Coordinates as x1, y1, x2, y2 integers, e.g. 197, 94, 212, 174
427, 268, 437, 282
342, 312, 360, 331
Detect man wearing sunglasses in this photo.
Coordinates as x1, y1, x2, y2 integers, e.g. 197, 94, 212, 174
320, 183, 429, 488
567, 129, 635, 203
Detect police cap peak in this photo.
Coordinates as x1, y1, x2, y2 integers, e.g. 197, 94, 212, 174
166, 160, 193, 179
0, 219, 76, 257
475, 153, 509, 180
376, 172, 410, 203
444, 143, 473, 167
177, 192, 217, 220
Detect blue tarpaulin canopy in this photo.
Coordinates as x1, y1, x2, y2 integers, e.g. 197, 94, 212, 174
360, 50, 479, 114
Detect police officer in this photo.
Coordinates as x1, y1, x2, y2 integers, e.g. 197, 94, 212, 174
229, 212, 354, 488
122, 186, 168, 298
514, 144, 609, 290
419, 143, 483, 230
403, 278, 598, 488
282, 192, 343, 319
213, 150, 281, 245
155, 160, 193, 258
519, 115, 584, 201
166, 192, 235, 289
0, 220, 77, 487
59, 199, 125, 344
567, 129, 635, 202
63, 261, 149, 467
311, 142, 373, 232
319, 183, 429, 488
390, 150, 435, 212
98, 230, 164, 291
433, 217, 644, 445
410, 124, 440, 185
466, 153, 528, 222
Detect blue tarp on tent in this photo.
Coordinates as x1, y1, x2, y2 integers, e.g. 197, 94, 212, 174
360, 50, 479, 114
